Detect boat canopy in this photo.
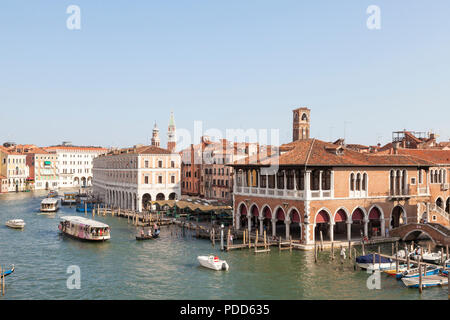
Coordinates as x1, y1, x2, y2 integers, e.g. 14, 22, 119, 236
41, 198, 58, 204
356, 254, 392, 264
60, 216, 109, 228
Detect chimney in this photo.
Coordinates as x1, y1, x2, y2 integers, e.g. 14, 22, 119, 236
393, 142, 400, 155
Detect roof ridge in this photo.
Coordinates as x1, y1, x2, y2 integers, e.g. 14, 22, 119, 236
304, 138, 315, 167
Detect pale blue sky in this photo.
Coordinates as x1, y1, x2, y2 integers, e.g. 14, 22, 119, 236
1, 1, 449, 149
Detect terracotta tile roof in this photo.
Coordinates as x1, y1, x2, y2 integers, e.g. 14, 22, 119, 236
390, 149, 450, 165
45, 145, 108, 152
104, 145, 173, 156
232, 138, 434, 167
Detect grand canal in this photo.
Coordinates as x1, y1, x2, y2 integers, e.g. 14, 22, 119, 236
0, 191, 446, 300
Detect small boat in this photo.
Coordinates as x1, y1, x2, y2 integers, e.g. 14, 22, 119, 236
0, 265, 15, 278
40, 198, 59, 213
402, 265, 441, 278
197, 255, 229, 271
59, 216, 111, 241
136, 229, 160, 240
47, 190, 59, 198
356, 254, 394, 271
401, 274, 448, 288
5, 219, 25, 229
421, 252, 447, 264
383, 264, 414, 279
61, 192, 77, 206
76, 200, 95, 213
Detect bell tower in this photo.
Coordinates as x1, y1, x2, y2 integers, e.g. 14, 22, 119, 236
151, 122, 160, 147
167, 111, 176, 152
293, 107, 310, 142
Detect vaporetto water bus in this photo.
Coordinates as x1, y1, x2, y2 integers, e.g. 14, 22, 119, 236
40, 198, 59, 213
58, 216, 111, 241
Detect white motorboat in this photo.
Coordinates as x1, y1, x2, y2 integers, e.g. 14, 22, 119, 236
40, 198, 59, 213
421, 252, 447, 264
197, 255, 229, 271
5, 219, 26, 229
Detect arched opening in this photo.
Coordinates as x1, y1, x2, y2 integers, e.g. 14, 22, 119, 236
315, 209, 331, 241
351, 208, 365, 238
87, 177, 92, 186
156, 193, 165, 201
333, 209, 348, 241
275, 207, 286, 238
289, 208, 302, 240
446, 197, 450, 214
74, 177, 80, 186
436, 197, 444, 209
45, 182, 49, 190
262, 206, 272, 235
391, 205, 405, 229
250, 205, 259, 232
368, 207, 382, 237
81, 177, 87, 187
239, 203, 248, 229
168, 192, 177, 200
142, 193, 152, 211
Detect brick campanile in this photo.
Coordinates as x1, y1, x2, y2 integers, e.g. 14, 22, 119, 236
293, 107, 310, 142
167, 111, 176, 152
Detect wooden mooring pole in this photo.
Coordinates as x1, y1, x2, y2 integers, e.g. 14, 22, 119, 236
319, 231, 324, 251
418, 263, 423, 294
331, 241, 334, 261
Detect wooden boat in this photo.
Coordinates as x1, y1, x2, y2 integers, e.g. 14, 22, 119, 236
402, 265, 440, 278
40, 198, 59, 213
421, 252, 447, 264
47, 190, 59, 198
61, 192, 77, 206
59, 216, 110, 241
356, 254, 394, 271
5, 219, 25, 229
0, 265, 15, 278
136, 229, 160, 240
197, 255, 229, 271
383, 264, 414, 279
401, 274, 448, 288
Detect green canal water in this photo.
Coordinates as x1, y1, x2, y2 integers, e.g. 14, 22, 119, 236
0, 191, 446, 300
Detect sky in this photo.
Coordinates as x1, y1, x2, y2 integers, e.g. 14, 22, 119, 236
1, 1, 449, 150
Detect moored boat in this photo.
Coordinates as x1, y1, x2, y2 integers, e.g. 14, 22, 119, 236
197, 255, 229, 271
59, 216, 110, 241
5, 219, 25, 229
383, 264, 414, 279
401, 274, 448, 288
356, 254, 394, 271
401, 265, 441, 278
76, 200, 95, 213
61, 192, 77, 206
47, 190, 59, 198
40, 198, 59, 213
0, 265, 15, 278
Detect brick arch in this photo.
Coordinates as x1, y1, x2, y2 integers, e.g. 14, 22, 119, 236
262, 205, 272, 219
351, 207, 366, 222
273, 206, 286, 221
334, 207, 349, 223
237, 202, 248, 216
288, 207, 301, 223
436, 197, 444, 209
315, 208, 332, 224
368, 205, 383, 220
250, 204, 259, 217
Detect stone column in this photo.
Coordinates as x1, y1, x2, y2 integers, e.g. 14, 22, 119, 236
285, 220, 291, 240
329, 222, 334, 242
259, 216, 264, 235
271, 218, 277, 237
293, 170, 297, 191
346, 221, 352, 241
330, 170, 335, 197
305, 170, 311, 199
393, 171, 397, 196
137, 195, 142, 212
380, 218, 386, 237
363, 218, 369, 237
283, 170, 287, 195
236, 213, 241, 230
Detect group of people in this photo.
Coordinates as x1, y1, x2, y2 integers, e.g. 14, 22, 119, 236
139, 223, 159, 238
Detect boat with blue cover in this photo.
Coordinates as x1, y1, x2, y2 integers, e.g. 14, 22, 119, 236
356, 254, 394, 271
0, 265, 15, 278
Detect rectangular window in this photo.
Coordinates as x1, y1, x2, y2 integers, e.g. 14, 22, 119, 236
145, 176, 149, 184
158, 160, 163, 168
171, 176, 175, 184
158, 176, 162, 184
145, 160, 149, 168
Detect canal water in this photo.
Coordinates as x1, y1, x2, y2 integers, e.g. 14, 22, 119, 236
0, 191, 446, 300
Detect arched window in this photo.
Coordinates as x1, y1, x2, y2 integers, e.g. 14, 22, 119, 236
350, 173, 355, 191
356, 173, 361, 191
322, 170, 331, 190
390, 170, 395, 195
362, 173, 367, 191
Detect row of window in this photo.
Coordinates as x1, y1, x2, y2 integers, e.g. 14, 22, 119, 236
205, 168, 229, 176
144, 175, 176, 184
430, 169, 447, 184
349, 172, 368, 191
